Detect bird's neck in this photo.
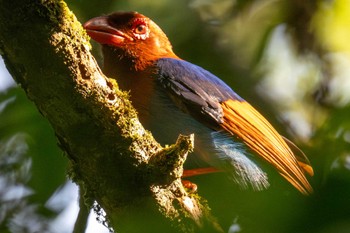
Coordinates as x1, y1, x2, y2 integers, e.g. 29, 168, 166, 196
101, 46, 159, 126
102, 46, 156, 88
103, 45, 176, 69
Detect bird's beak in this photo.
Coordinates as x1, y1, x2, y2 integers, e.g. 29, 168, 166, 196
83, 16, 133, 46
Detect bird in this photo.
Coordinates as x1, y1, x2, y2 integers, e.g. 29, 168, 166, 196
83, 11, 314, 195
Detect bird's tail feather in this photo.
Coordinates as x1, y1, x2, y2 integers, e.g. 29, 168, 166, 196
220, 99, 313, 195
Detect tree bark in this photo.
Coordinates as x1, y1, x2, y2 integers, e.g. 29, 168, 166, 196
0, 0, 223, 232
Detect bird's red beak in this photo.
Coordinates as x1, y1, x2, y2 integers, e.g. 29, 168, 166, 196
83, 16, 132, 46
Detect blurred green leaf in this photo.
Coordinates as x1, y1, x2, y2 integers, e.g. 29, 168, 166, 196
0, 87, 67, 215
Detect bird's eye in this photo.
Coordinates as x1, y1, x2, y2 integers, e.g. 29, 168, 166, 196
132, 18, 149, 40
134, 24, 147, 35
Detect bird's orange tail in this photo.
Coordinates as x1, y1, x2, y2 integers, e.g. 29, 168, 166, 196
220, 99, 313, 195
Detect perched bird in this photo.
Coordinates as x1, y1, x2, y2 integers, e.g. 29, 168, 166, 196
84, 12, 313, 194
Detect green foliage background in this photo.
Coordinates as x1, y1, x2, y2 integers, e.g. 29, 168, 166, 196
1, 0, 350, 232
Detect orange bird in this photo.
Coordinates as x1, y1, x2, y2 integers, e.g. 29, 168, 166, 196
84, 12, 313, 194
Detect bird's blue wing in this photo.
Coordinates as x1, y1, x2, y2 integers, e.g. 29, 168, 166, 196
156, 57, 243, 129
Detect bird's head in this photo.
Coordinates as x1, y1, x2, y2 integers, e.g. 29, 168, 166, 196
84, 12, 178, 71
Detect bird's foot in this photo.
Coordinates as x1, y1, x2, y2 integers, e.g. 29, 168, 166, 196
181, 180, 198, 193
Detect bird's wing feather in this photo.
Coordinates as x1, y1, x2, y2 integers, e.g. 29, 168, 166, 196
156, 58, 313, 194
156, 58, 242, 128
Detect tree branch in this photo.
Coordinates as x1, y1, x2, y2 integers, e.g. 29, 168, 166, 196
0, 0, 223, 232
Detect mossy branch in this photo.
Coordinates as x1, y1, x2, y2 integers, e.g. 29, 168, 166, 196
0, 0, 223, 232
